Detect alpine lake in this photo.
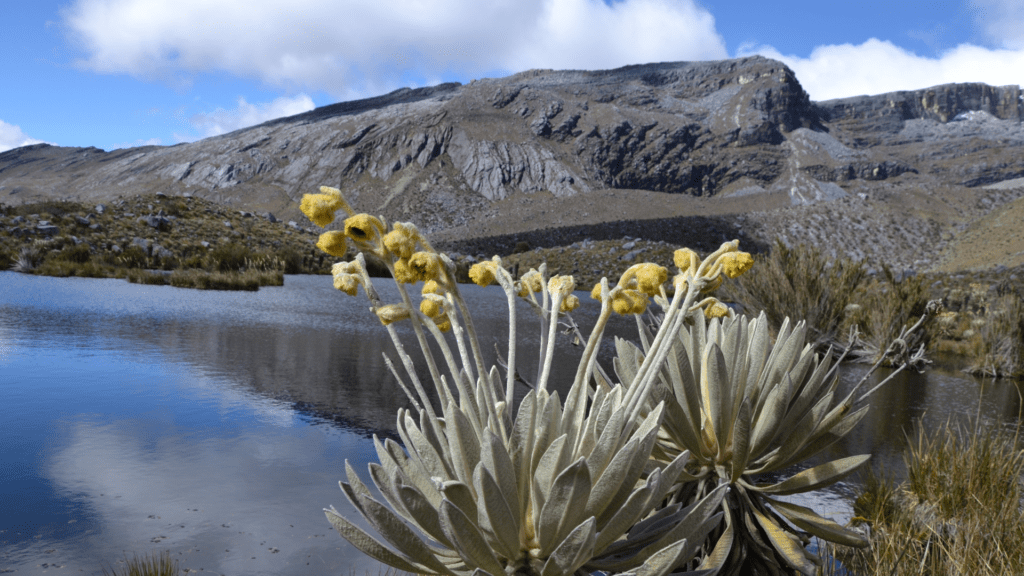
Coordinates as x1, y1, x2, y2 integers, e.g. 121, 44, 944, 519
2, 272, 1021, 575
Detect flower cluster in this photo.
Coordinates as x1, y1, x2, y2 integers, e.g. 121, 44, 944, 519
301, 188, 454, 334
670, 240, 753, 318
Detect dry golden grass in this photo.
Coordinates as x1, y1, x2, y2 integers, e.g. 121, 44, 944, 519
839, 420, 1024, 576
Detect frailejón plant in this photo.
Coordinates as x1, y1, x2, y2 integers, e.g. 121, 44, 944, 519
303, 186, 737, 576
617, 301, 934, 574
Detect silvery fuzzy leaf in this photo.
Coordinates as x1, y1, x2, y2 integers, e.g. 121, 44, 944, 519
439, 499, 507, 576
748, 374, 792, 458
396, 483, 454, 549
367, 462, 407, 522
592, 477, 655, 552
472, 464, 521, 559
764, 322, 806, 392
510, 391, 536, 520
533, 434, 569, 506
700, 342, 729, 460
623, 497, 683, 544
750, 504, 815, 576
626, 484, 727, 566
730, 398, 752, 483
614, 337, 642, 388
585, 437, 639, 521
753, 454, 871, 496
401, 413, 454, 491
339, 480, 452, 573
628, 538, 693, 576
773, 405, 869, 471
540, 516, 597, 576
479, 428, 519, 516
324, 506, 448, 576
659, 395, 703, 458
594, 402, 662, 519
696, 501, 733, 573
765, 496, 868, 547
744, 314, 771, 400
586, 394, 627, 479
560, 380, 590, 454
667, 337, 702, 427
376, 435, 445, 509
446, 402, 481, 485
538, 457, 592, 557
439, 481, 479, 522
762, 390, 834, 472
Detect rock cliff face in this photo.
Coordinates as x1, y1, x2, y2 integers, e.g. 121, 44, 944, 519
2, 56, 1023, 272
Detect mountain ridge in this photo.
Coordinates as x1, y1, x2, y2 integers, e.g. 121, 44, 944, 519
3, 56, 1023, 272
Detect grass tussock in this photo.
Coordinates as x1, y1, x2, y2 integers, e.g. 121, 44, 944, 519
101, 551, 179, 576
840, 420, 1024, 575
168, 268, 282, 290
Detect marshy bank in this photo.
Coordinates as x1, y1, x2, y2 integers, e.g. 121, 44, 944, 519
0, 194, 331, 290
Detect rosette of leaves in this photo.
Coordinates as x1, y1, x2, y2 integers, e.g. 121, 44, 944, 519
326, 384, 727, 576
615, 311, 871, 575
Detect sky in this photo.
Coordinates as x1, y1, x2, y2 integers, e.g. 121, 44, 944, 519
2, 0, 1023, 153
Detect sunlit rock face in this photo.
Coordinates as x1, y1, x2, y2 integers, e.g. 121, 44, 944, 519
3, 56, 1024, 273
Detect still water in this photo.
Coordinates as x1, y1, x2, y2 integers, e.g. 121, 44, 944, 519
1, 272, 1021, 575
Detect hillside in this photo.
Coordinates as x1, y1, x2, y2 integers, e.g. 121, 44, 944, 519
2, 56, 1023, 273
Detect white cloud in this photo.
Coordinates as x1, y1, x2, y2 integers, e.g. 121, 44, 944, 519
189, 93, 315, 138
62, 0, 727, 98
0, 119, 50, 153
972, 0, 1024, 49
742, 39, 1024, 101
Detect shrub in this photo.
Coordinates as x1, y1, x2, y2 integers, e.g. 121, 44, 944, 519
722, 241, 866, 352
208, 242, 251, 271
117, 246, 149, 269
55, 243, 92, 264
844, 267, 931, 364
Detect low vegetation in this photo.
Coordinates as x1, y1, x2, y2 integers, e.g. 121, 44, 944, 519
0, 194, 329, 290
840, 421, 1024, 575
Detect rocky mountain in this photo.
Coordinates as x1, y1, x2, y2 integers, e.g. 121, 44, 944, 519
2, 56, 1023, 272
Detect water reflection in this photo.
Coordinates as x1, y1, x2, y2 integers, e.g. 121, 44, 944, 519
1, 271, 1021, 575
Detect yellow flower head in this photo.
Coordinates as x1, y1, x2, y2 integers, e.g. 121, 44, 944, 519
674, 248, 699, 274
718, 251, 754, 279
560, 294, 580, 313
706, 301, 730, 318
301, 189, 347, 227
376, 304, 411, 325
517, 270, 543, 297
612, 289, 648, 315
383, 226, 417, 260
468, 261, 498, 287
333, 274, 360, 296
393, 258, 419, 284
420, 296, 443, 318
591, 282, 603, 301
344, 214, 386, 246
434, 312, 452, 333
634, 263, 668, 296
331, 260, 364, 296
421, 279, 445, 296
408, 252, 442, 283
316, 231, 349, 257
548, 275, 576, 297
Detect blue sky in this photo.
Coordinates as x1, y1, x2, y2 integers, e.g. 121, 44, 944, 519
2, 0, 1022, 153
